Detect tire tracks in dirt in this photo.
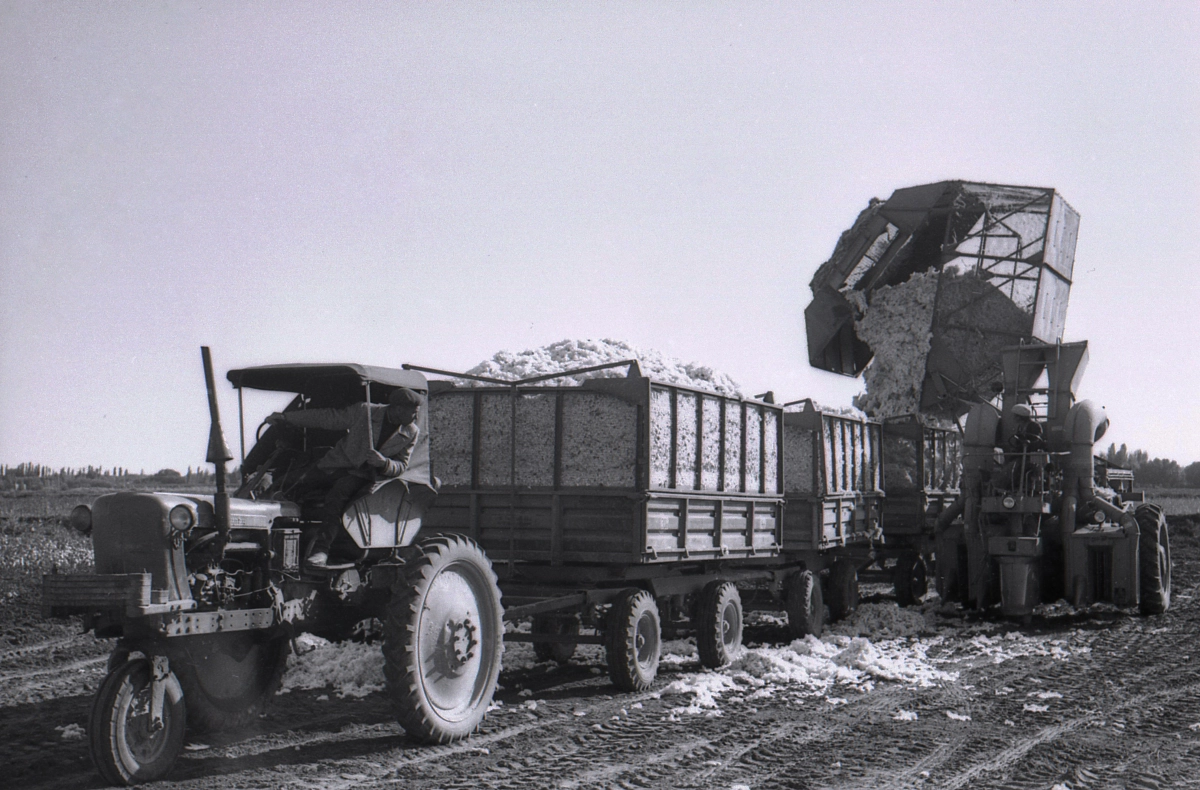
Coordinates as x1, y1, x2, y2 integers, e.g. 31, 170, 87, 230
0, 654, 105, 684
830, 605, 1200, 789
0, 635, 79, 664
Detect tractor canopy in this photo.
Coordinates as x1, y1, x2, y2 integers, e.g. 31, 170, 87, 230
228, 363, 434, 492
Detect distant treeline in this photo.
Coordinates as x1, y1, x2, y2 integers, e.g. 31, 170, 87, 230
0, 463, 238, 492
4, 445, 1198, 491
1104, 444, 1200, 488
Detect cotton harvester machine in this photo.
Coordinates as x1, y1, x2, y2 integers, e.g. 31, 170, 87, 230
804, 180, 1171, 618
936, 341, 1170, 617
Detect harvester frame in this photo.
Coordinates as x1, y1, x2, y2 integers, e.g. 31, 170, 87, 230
934, 341, 1171, 619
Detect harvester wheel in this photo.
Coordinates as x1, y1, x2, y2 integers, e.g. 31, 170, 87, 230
1136, 504, 1171, 615
171, 633, 290, 733
532, 613, 580, 664
605, 589, 661, 691
382, 535, 504, 744
696, 581, 743, 668
827, 560, 859, 622
894, 553, 929, 607
89, 658, 186, 786
784, 569, 824, 638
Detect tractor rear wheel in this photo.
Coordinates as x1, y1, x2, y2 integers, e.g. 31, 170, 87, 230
89, 658, 186, 786
894, 553, 929, 607
171, 633, 290, 733
532, 613, 580, 664
827, 560, 860, 622
383, 535, 504, 744
784, 569, 824, 638
605, 589, 660, 691
696, 581, 742, 668
1137, 504, 1171, 615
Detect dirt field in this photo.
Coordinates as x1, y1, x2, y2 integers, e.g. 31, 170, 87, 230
3, 505, 1200, 790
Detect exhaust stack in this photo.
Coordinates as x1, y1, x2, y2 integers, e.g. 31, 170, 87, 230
201, 346, 232, 553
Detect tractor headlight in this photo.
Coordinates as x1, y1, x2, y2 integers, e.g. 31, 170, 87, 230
1092, 509, 1106, 524
1002, 496, 1016, 509
69, 504, 92, 535
169, 505, 195, 532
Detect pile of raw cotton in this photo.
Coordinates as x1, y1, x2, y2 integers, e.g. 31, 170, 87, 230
851, 271, 939, 418
465, 339, 743, 396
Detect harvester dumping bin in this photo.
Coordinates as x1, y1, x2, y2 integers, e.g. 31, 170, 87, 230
805, 181, 1079, 418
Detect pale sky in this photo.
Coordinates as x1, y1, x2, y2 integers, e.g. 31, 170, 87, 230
2, 2, 1197, 473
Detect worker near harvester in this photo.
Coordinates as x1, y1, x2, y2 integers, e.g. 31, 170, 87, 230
265, 387, 423, 568
1009, 403, 1046, 453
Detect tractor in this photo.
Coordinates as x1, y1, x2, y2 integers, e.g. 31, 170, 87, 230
43, 349, 504, 785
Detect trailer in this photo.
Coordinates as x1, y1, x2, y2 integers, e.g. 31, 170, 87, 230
419, 362, 789, 688
874, 414, 962, 605
727, 399, 883, 634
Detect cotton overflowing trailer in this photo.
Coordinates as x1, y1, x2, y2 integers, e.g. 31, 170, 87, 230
421, 364, 789, 688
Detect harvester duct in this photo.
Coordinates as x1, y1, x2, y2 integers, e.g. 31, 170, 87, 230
805, 181, 1079, 418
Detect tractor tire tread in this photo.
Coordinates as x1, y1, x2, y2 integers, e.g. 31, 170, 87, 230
1136, 504, 1171, 615
382, 534, 504, 745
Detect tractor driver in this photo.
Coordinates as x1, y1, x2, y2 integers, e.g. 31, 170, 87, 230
265, 387, 423, 568
1008, 403, 1045, 453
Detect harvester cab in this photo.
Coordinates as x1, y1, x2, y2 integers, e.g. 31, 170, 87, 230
937, 340, 1171, 618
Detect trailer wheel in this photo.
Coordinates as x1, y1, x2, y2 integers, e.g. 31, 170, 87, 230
696, 582, 743, 668
383, 535, 504, 744
894, 553, 929, 607
605, 589, 660, 691
827, 560, 859, 622
785, 570, 824, 638
89, 658, 186, 786
1137, 504, 1171, 615
172, 633, 290, 733
532, 614, 580, 664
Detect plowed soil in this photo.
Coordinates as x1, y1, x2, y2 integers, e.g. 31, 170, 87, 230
4, 518, 1199, 790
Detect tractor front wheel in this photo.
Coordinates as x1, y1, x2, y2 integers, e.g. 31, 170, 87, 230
89, 658, 186, 786
1137, 504, 1171, 615
383, 535, 504, 744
